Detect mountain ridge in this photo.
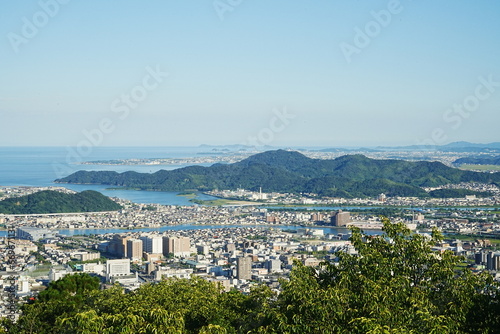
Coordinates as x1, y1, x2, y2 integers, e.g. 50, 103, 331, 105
55, 150, 500, 198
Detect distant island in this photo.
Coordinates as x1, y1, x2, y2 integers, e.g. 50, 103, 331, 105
0, 190, 122, 214
77, 155, 249, 166
55, 150, 500, 199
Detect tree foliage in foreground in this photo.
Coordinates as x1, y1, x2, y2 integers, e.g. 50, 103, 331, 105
2, 220, 499, 333
270, 220, 500, 333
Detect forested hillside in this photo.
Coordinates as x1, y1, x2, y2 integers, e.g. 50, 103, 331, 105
0, 190, 121, 214
56, 150, 500, 198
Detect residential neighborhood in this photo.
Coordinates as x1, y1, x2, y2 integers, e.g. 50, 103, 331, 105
1, 184, 500, 319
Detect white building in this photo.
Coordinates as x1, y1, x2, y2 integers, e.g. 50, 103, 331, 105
48, 268, 70, 282
141, 236, 163, 254
266, 259, 282, 273
71, 251, 101, 262
154, 268, 193, 281
17, 276, 30, 296
82, 262, 105, 276
106, 259, 131, 280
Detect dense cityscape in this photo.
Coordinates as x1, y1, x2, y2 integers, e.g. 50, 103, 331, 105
2, 173, 500, 323
3, 0, 500, 331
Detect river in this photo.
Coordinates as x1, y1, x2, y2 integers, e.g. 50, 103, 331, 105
0, 224, 384, 237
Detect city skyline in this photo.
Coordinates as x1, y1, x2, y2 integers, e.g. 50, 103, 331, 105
1, 1, 499, 147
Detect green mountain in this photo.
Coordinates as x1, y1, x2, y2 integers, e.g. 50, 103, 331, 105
0, 190, 122, 214
55, 150, 500, 198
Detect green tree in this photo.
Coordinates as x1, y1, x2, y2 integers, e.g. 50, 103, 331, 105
7, 276, 270, 333
12, 273, 100, 334
7, 220, 500, 333
267, 219, 500, 333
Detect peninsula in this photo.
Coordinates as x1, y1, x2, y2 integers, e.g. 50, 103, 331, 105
55, 150, 500, 198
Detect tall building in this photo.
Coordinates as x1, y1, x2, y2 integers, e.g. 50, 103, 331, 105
108, 235, 130, 257
486, 252, 500, 271
476, 252, 488, 265
140, 236, 163, 254
237, 256, 252, 280
311, 213, 326, 222
119, 236, 131, 257
330, 210, 350, 227
126, 239, 143, 261
163, 236, 191, 257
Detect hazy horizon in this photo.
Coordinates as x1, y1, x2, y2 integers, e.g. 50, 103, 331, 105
2, 1, 499, 147
1, 140, 499, 149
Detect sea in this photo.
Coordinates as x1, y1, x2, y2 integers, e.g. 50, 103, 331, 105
0, 147, 385, 209
0, 146, 380, 236
0, 146, 220, 206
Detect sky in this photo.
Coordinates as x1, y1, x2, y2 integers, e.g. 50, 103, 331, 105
1, 0, 500, 147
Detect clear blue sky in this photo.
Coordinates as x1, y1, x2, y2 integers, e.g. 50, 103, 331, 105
1, 0, 499, 147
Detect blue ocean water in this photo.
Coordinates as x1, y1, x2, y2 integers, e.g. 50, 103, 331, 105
0, 147, 388, 238
0, 146, 218, 205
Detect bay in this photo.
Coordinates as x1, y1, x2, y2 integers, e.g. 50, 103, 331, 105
0, 146, 220, 205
